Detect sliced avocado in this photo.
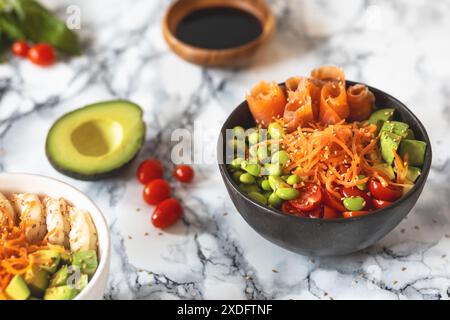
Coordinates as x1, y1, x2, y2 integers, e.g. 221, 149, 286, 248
403, 181, 414, 195
49, 265, 69, 287
44, 286, 78, 300
24, 265, 49, 297
74, 274, 89, 292
368, 108, 395, 125
72, 250, 98, 277
399, 139, 427, 166
5, 275, 30, 300
406, 166, 422, 182
372, 163, 396, 180
380, 121, 409, 138
380, 131, 402, 165
30, 250, 61, 274
406, 129, 415, 140
45, 100, 146, 181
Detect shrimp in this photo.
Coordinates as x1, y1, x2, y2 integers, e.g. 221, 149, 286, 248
68, 206, 98, 252
0, 192, 17, 227
11, 193, 47, 243
43, 197, 71, 248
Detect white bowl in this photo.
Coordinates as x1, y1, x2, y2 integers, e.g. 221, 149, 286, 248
0, 173, 111, 300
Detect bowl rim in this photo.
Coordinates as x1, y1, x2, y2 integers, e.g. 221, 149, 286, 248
0, 172, 111, 300
218, 80, 433, 224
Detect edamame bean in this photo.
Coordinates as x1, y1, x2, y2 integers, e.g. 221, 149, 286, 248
356, 175, 367, 191
343, 196, 365, 211
249, 145, 258, 158
248, 131, 260, 145
268, 122, 284, 140
232, 170, 244, 182
264, 163, 282, 176
240, 184, 260, 194
275, 187, 299, 200
286, 174, 300, 185
281, 175, 289, 181
240, 173, 256, 184
268, 176, 289, 191
230, 157, 244, 170
271, 150, 289, 165
248, 192, 267, 205
228, 139, 246, 153
261, 179, 272, 191
257, 146, 269, 162
243, 163, 261, 177
232, 126, 245, 139
268, 193, 283, 208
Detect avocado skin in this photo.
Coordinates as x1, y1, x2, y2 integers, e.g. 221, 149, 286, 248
45, 100, 146, 181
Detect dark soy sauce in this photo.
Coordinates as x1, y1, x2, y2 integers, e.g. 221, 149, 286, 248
175, 7, 263, 50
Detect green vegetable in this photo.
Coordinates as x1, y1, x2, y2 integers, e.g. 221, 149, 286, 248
372, 163, 396, 180
239, 184, 260, 194
242, 163, 261, 177
406, 166, 421, 183
257, 146, 270, 163
240, 173, 256, 184
399, 139, 426, 166
72, 250, 98, 277
275, 187, 299, 200
286, 174, 300, 186
268, 175, 289, 191
230, 157, 244, 170
271, 150, 289, 165
380, 131, 402, 165
6, 275, 30, 300
343, 196, 366, 211
232, 126, 245, 139
268, 193, 283, 208
248, 191, 267, 205
368, 108, 395, 125
380, 121, 409, 138
0, 0, 81, 56
232, 170, 244, 182
264, 163, 282, 176
268, 122, 284, 140
260, 179, 272, 191
356, 175, 367, 191
248, 131, 260, 145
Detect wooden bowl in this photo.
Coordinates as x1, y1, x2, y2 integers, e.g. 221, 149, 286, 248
162, 0, 275, 68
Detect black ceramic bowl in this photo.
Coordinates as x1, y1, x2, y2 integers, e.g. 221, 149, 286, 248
218, 81, 432, 256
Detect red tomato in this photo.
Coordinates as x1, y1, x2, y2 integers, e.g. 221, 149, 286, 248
372, 199, 393, 210
27, 43, 55, 66
11, 41, 30, 57
308, 207, 322, 219
323, 205, 339, 219
152, 198, 183, 229
343, 211, 369, 218
173, 165, 194, 183
341, 187, 372, 209
368, 180, 402, 202
137, 159, 163, 184
322, 188, 346, 212
143, 179, 171, 205
289, 183, 322, 212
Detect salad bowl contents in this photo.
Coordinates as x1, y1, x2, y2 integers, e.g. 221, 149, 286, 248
0, 174, 110, 300
218, 66, 431, 256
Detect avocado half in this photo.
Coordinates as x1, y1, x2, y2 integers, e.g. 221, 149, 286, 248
46, 100, 146, 181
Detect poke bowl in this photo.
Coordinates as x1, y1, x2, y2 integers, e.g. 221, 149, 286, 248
0, 173, 111, 300
218, 66, 432, 256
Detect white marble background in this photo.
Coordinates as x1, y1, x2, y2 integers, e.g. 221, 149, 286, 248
0, 0, 449, 299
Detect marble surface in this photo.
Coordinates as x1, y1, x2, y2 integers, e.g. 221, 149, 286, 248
1, 0, 450, 300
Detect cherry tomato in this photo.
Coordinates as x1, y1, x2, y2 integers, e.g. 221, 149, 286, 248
323, 205, 339, 219
372, 199, 393, 210
11, 40, 30, 58
281, 201, 306, 217
152, 198, 183, 229
322, 188, 346, 212
368, 179, 402, 202
137, 159, 163, 184
343, 211, 369, 218
341, 187, 372, 210
173, 165, 194, 183
288, 183, 322, 212
27, 43, 55, 66
308, 207, 322, 219
143, 179, 171, 205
